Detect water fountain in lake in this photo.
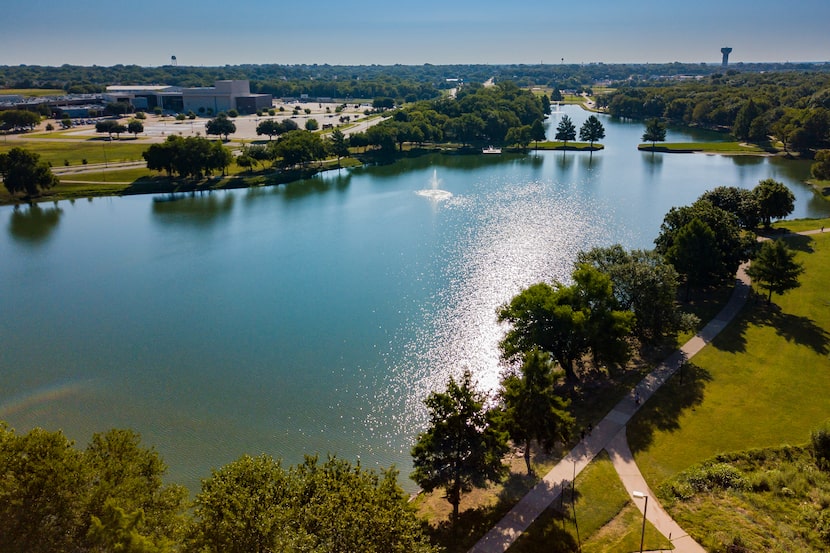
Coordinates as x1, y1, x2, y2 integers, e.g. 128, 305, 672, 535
416, 169, 452, 201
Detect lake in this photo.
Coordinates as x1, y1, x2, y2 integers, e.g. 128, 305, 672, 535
1, 106, 827, 492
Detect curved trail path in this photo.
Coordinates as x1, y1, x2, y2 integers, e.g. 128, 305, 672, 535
470, 227, 826, 552
469, 261, 754, 553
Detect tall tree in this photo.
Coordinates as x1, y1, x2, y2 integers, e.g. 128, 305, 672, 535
666, 218, 721, 299
0, 146, 59, 197
642, 118, 667, 150
753, 178, 795, 228
746, 239, 804, 303
698, 186, 761, 229
255, 119, 281, 140
530, 119, 546, 149
555, 114, 577, 152
96, 119, 127, 140
579, 114, 605, 150
812, 149, 830, 181
655, 199, 753, 290
328, 128, 350, 167
498, 349, 573, 475
498, 265, 634, 381
577, 245, 693, 343
271, 130, 326, 168
411, 370, 508, 524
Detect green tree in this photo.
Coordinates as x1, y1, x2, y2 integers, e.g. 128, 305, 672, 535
812, 150, 830, 181
530, 118, 546, 148
205, 113, 236, 140
579, 114, 605, 150
698, 186, 761, 229
272, 130, 326, 168
256, 119, 281, 140
733, 99, 762, 141
0, 424, 85, 553
555, 114, 577, 151
498, 265, 634, 381
577, 245, 694, 343
0, 109, 40, 130
753, 178, 795, 228
96, 119, 127, 140
655, 200, 752, 290
666, 218, 722, 299
328, 128, 350, 167
642, 118, 667, 150
305, 118, 319, 131
0, 146, 59, 197
505, 124, 532, 149
411, 370, 508, 524
128, 119, 144, 138
87, 501, 164, 553
497, 349, 573, 475
190, 454, 437, 553
746, 239, 804, 303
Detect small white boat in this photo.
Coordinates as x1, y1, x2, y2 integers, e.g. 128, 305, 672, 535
482, 146, 502, 154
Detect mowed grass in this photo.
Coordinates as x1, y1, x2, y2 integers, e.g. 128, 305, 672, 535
0, 139, 147, 166
509, 453, 671, 553
1, 88, 65, 97
629, 230, 830, 489
637, 141, 765, 153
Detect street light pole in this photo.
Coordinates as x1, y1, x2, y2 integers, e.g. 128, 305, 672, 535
633, 491, 648, 553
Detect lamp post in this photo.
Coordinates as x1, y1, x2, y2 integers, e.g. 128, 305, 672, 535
633, 491, 648, 553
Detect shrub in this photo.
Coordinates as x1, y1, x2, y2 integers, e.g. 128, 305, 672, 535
812, 422, 830, 470
228, 109, 239, 118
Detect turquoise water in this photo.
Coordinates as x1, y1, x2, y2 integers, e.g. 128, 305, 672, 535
1, 106, 826, 492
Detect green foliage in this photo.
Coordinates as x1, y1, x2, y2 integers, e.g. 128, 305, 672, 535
304, 117, 319, 131
811, 421, 830, 471
747, 239, 804, 303
498, 265, 635, 381
497, 349, 573, 474
0, 146, 59, 197
411, 370, 509, 524
128, 119, 144, 137
754, 178, 795, 228
577, 245, 692, 343
227, 109, 238, 118
143, 135, 232, 179
328, 128, 350, 165
813, 150, 830, 181
0, 424, 185, 553
96, 119, 128, 139
270, 129, 326, 168
641, 118, 666, 148
699, 185, 761, 229
579, 115, 605, 147
205, 113, 236, 140
655, 199, 752, 291
0, 109, 40, 130
554, 114, 577, 147
190, 454, 437, 553
530, 118, 546, 146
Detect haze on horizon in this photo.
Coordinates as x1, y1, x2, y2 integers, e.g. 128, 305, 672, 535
1, 0, 828, 67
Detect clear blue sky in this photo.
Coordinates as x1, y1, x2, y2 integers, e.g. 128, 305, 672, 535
2, 0, 828, 67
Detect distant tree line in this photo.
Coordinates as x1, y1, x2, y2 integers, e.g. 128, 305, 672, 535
599, 71, 830, 155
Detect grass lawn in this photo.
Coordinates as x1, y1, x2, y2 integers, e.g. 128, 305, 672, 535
533, 141, 603, 151
628, 229, 830, 507
1, 88, 65, 97
509, 453, 671, 553
808, 179, 830, 201
637, 142, 765, 154
0, 139, 148, 166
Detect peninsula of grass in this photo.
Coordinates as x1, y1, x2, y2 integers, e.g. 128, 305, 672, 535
637, 141, 765, 154
808, 179, 830, 201
626, 229, 830, 548
534, 141, 604, 151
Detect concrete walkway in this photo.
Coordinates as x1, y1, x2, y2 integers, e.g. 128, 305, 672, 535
469, 263, 752, 553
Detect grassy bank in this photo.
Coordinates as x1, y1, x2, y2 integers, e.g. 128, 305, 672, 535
637, 141, 766, 154
626, 227, 830, 546
533, 141, 604, 151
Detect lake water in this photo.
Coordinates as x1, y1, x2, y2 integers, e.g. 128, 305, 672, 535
1, 106, 827, 492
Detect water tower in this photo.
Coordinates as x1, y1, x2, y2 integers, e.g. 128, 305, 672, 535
171, 55, 177, 66
721, 47, 732, 67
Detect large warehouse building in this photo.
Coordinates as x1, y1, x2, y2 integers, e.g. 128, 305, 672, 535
105, 80, 272, 115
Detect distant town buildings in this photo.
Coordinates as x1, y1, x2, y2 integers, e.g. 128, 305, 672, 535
106, 80, 272, 115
